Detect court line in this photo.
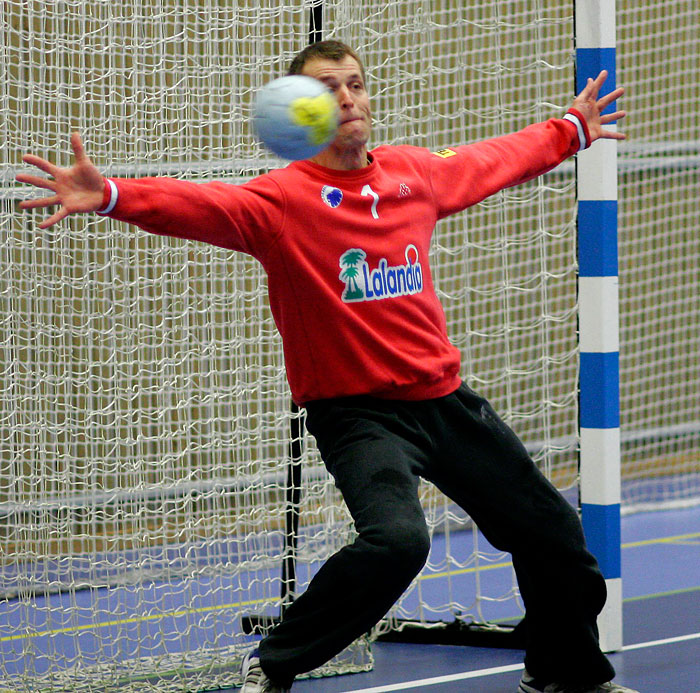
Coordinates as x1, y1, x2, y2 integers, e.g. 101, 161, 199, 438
337, 632, 700, 692
624, 584, 700, 603
622, 531, 700, 548
337, 663, 525, 692
0, 596, 270, 643
1, 530, 696, 643
419, 530, 700, 582
621, 631, 700, 652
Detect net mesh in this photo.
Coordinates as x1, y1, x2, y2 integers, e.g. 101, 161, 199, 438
1, 0, 698, 690
616, 1, 700, 510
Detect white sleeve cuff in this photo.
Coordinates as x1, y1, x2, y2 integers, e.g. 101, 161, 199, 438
563, 112, 588, 152
96, 178, 118, 215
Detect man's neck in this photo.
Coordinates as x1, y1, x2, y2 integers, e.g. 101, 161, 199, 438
310, 144, 369, 171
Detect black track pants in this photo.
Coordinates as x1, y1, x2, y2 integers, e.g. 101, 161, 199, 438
258, 383, 615, 688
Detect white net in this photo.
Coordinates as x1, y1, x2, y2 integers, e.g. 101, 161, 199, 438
1, 0, 699, 690
616, 1, 700, 511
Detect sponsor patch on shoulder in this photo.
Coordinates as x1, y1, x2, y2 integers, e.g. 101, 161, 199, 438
432, 148, 457, 159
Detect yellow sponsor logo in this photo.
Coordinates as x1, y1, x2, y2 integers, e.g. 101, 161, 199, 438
432, 148, 457, 159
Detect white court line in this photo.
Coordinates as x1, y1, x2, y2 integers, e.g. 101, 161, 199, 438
621, 631, 700, 652
338, 632, 700, 692
338, 663, 524, 693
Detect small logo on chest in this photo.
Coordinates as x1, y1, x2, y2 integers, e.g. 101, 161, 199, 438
321, 185, 343, 208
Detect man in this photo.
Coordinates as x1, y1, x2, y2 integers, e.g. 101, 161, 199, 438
17, 40, 636, 693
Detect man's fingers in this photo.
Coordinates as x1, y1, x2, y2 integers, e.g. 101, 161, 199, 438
593, 69, 609, 87
15, 172, 56, 191
581, 70, 615, 104
597, 86, 626, 111
21, 153, 58, 176
583, 70, 606, 99
71, 132, 87, 162
600, 109, 627, 124
18, 194, 60, 210
580, 77, 595, 100
600, 129, 627, 141
37, 208, 68, 230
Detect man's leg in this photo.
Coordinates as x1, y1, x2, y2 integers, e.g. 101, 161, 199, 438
258, 398, 432, 687
424, 384, 615, 685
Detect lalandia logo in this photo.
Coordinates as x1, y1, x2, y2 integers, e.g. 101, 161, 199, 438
339, 245, 423, 303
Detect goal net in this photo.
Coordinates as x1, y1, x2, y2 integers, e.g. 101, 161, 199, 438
1, 0, 698, 690
616, 2, 700, 511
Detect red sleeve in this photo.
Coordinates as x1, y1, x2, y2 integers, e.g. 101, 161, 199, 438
103, 174, 286, 259
426, 113, 584, 219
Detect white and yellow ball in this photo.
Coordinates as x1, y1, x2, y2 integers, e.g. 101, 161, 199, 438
253, 75, 339, 160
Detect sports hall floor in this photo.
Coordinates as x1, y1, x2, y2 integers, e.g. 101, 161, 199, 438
288, 505, 700, 693
1, 506, 698, 692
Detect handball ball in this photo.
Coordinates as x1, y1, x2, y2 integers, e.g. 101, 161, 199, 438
253, 75, 339, 160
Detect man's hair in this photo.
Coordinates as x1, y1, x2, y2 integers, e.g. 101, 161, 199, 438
287, 40, 366, 82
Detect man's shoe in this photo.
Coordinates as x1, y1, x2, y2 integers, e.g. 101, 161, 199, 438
240, 649, 291, 692
518, 669, 639, 693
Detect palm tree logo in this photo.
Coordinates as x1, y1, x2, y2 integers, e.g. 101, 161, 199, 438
339, 248, 366, 301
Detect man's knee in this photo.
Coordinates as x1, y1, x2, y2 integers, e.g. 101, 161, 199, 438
366, 519, 431, 573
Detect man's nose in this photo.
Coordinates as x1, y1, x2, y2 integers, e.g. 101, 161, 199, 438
336, 85, 353, 108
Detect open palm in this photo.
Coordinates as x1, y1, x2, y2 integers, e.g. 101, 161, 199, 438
571, 70, 626, 143
16, 133, 105, 229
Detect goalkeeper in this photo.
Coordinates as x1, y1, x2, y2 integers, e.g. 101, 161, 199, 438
17, 40, 635, 693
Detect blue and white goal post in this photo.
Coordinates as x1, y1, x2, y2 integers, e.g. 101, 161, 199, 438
575, 0, 623, 653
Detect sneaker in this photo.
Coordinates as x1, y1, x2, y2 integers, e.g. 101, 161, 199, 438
240, 649, 291, 692
518, 669, 639, 693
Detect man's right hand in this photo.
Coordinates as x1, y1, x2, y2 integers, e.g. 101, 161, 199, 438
16, 132, 106, 229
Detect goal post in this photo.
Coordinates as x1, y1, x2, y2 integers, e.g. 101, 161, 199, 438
575, 0, 623, 653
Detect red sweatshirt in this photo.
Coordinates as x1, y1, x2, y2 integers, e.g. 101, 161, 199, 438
101, 111, 589, 404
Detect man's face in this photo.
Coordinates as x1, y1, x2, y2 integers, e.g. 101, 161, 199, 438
301, 55, 372, 151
